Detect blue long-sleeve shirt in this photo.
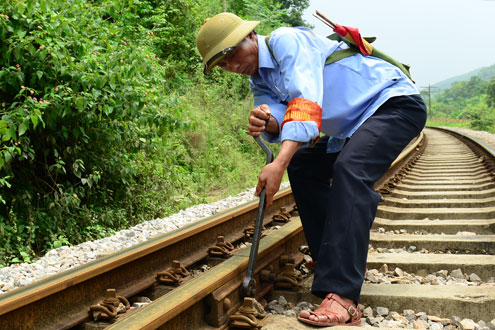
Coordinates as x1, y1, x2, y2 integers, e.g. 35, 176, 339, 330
251, 27, 419, 152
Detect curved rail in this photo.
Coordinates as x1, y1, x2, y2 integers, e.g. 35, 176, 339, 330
102, 133, 429, 329
428, 126, 495, 177
106, 128, 495, 329
428, 126, 495, 157
0, 130, 434, 329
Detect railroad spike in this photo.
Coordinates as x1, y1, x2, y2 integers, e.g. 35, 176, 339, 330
275, 263, 302, 289
272, 206, 292, 223
228, 297, 265, 329
88, 289, 130, 322
208, 235, 235, 258
156, 260, 190, 286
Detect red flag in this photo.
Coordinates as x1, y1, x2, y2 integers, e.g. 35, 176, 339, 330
333, 25, 372, 56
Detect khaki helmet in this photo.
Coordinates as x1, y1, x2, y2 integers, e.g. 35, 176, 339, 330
197, 12, 259, 74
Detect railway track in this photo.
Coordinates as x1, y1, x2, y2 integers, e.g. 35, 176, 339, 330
0, 127, 494, 330
363, 127, 495, 324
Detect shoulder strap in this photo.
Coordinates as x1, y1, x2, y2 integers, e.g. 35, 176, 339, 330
327, 33, 413, 81
265, 33, 413, 82
264, 35, 279, 65
369, 48, 413, 82
265, 34, 357, 66
324, 33, 360, 65
324, 48, 359, 65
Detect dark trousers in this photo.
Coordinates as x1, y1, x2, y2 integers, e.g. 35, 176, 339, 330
287, 94, 427, 302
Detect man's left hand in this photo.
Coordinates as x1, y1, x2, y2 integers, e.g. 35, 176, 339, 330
255, 162, 284, 209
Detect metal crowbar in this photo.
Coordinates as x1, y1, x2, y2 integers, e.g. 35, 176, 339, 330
242, 136, 274, 297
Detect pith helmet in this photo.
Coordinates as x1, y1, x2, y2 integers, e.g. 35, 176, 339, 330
197, 12, 259, 74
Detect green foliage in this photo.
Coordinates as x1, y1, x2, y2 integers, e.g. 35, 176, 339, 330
228, 0, 290, 34
436, 76, 488, 105
0, 0, 188, 264
486, 78, 495, 108
125, 0, 204, 77
466, 105, 494, 132
426, 117, 471, 129
277, 0, 311, 27
0, 0, 296, 267
430, 74, 495, 133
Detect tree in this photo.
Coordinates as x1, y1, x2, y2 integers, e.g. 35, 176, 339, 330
277, 0, 310, 27
228, 0, 309, 30
486, 78, 495, 108
228, 0, 287, 34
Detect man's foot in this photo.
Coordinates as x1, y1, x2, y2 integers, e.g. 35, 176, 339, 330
298, 293, 361, 327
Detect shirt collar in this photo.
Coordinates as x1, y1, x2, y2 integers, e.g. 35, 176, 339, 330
257, 35, 276, 70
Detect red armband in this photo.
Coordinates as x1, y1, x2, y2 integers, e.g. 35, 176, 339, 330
281, 97, 322, 131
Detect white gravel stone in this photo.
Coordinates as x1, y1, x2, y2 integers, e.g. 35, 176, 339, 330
456, 231, 477, 236
414, 320, 428, 329
132, 302, 150, 308
363, 306, 374, 318
376, 306, 389, 316
461, 319, 477, 330
430, 322, 444, 330
450, 269, 465, 280
469, 273, 482, 282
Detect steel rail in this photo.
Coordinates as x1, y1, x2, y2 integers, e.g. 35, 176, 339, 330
428, 126, 495, 157
361, 127, 495, 322
107, 218, 305, 330
0, 189, 295, 329
107, 128, 495, 327
374, 131, 426, 190
101, 133, 428, 329
0, 132, 428, 329
427, 126, 495, 177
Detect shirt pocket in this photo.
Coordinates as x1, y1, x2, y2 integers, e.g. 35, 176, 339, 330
270, 73, 288, 101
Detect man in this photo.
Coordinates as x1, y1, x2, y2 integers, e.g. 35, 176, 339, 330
196, 12, 426, 327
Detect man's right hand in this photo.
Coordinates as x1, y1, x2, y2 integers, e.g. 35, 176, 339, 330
247, 104, 271, 137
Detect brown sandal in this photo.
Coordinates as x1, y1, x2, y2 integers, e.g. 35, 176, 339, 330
298, 293, 361, 327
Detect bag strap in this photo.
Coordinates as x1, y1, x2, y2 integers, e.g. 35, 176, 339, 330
265, 34, 360, 68
327, 33, 413, 81
264, 35, 279, 65
325, 48, 358, 65
265, 33, 413, 82
324, 33, 368, 66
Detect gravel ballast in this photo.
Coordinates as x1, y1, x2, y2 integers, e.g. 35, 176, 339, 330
1, 125, 494, 303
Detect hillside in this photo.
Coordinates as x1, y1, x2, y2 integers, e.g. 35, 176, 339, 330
433, 64, 495, 90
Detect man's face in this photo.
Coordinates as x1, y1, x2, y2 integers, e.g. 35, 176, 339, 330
217, 32, 259, 76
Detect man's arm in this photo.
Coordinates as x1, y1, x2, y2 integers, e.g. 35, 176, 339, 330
255, 139, 301, 209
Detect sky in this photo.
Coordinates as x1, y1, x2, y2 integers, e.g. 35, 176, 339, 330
303, 0, 495, 89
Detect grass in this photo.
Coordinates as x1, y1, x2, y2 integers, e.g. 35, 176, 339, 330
426, 117, 471, 128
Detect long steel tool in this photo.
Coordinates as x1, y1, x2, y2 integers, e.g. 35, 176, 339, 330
242, 136, 274, 297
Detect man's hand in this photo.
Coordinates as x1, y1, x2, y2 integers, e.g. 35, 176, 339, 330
255, 162, 284, 209
248, 104, 271, 137
255, 140, 302, 209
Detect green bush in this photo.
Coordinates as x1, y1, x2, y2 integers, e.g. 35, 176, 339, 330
0, 0, 187, 264
0, 0, 297, 267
